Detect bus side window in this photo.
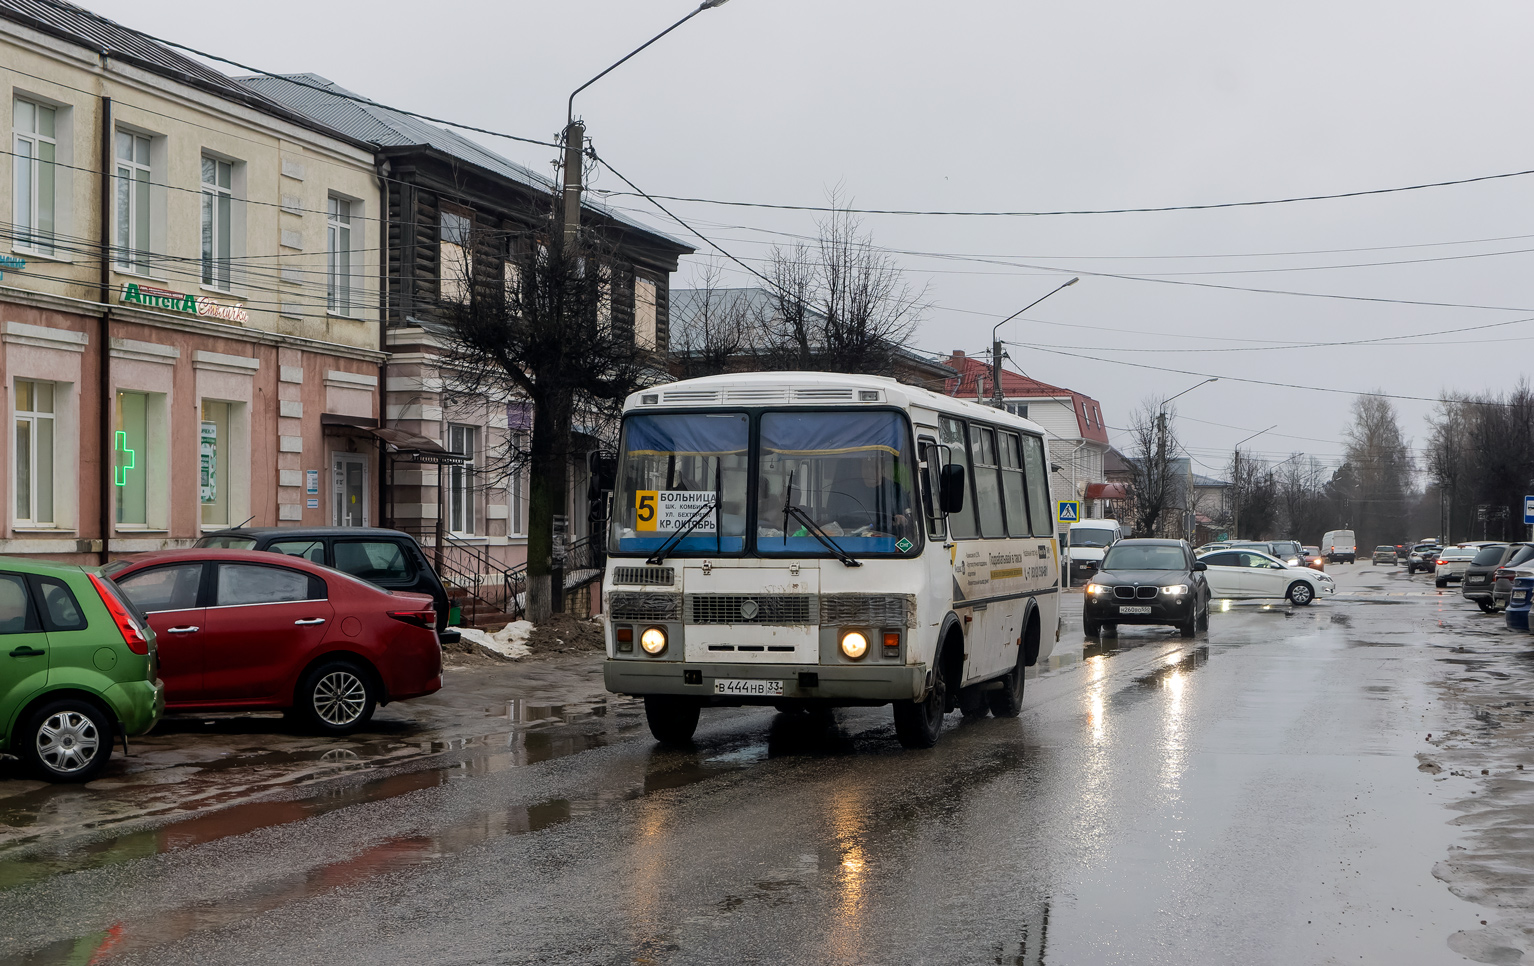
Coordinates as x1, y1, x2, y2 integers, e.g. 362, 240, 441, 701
969, 424, 1006, 538
939, 416, 977, 539
918, 437, 944, 540
999, 431, 1030, 537
1019, 433, 1053, 538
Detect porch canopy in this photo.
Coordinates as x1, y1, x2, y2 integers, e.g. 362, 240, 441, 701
321, 414, 469, 464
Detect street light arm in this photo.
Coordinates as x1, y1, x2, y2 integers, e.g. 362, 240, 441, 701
568, 1, 726, 125
1161, 376, 1219, 410
991, 277, 1079, 342
1234, 424, 1279, 449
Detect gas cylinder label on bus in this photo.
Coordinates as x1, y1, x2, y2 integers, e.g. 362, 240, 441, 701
635, 490, 718, 532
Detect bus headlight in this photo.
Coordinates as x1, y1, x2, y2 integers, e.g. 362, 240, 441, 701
840, 631, 869, 659
640, 627, 667, 655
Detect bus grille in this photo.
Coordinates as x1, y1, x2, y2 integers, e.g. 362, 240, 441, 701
607, 592, 682, 621
820, 594, 917, 628
685, 594, 815, 625
612, 566, 674, 586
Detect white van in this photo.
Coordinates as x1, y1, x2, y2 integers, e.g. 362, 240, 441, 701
1321, 530, 1357, 564
1066, 518, 1123, 581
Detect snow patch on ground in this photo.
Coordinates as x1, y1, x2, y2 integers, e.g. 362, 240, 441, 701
458, 621, 534, 660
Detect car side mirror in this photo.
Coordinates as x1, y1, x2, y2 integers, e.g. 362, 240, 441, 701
588, 452, 617, 494
939, 464, 966, 514
1193, 561, 1207, 571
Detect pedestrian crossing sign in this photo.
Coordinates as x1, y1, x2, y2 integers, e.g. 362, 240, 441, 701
1058, 500, 1080, 523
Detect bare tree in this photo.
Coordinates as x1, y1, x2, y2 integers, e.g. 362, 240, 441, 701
759, 200, 926, 373
1341, 394, 1414, 551
438, 230, 647, 621
670, 262, 762, 379
1277, 454, 1331, 543
1229, 452, 1280, 539
1123, 398, 1179, 538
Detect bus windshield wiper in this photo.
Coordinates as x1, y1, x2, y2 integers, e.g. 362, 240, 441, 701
781, 473, 861, 568
645, 500, 717, 566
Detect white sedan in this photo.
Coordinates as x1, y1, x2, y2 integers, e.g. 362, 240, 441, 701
1197, 548, 1337, 605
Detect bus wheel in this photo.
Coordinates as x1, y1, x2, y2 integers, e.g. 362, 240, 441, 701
894, 661, 947, 749
644, 696, 700, 745
987, 660, 1026, 719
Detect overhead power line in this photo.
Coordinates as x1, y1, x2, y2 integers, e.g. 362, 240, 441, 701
597, 165, 1534, 218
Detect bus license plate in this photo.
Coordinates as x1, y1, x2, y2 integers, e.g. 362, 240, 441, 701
714, 678, 784, 697
1118, 606, 1152, 615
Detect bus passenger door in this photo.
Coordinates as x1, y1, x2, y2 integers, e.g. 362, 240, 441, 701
916, 434, 953, 675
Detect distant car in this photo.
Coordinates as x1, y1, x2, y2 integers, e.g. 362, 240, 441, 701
107, 550, 443, 734
195, 527, 459, 645
1196, 542, 1231, 555
1266, 540, 1306, 566
1198, 548, 1336, 605
1300, 546, 1326, 572
1435, 548, 1478, 588
1081, 539, 1210, 638
1405, 544, 1441, 575
1463, 543, 1522, 613
1371, 546, 1397, 565
1321, 530, 1357, 564
0, 557, 164, 782
1493, 545, 1534, 610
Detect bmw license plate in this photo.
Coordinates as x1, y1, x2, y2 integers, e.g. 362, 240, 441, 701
714, 678, 784, 697
1118, 606, 1152, 615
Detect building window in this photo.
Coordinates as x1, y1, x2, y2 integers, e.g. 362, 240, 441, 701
200, 156, 232, 290
509, 459, 527, 537
115, 390, 148, 525
1005, 402, 1028, 419
448, 424, 476, 535
440, 211, 470, 303
200, 400, 231, 527
14, 379, 54, 526
328, 196, 352, 314
13, 99, 56, 256
115, 131, 152, 274
635, 277, 657, 350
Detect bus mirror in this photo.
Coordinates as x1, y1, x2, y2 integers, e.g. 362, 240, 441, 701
589, 453, 617, 492
939, 464, 966, 514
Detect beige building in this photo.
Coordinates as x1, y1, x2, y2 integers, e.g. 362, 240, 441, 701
0, 2, 385, 561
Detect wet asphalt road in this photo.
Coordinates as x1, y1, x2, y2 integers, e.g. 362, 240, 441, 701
0, 564, 1523, 965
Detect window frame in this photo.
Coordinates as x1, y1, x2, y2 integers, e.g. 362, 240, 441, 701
114, 130, 154, 275
200, 155, 233, 291
327, 194, 353, 315
13, 378, 55, 527
12, 97, 57, 256
447, 423, 477, 536
439, 210, 471, 303
211, 562, 327, 607
0, 571, 41, 635
968, 422, 1007, 539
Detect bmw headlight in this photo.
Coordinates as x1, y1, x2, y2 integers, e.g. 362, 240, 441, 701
1085, 583, 1110, 595
1161, 584, 1189, 596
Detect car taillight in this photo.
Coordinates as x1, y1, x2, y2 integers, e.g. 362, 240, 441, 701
389, 608, 437, 629
89, 573, 149, 655
1436, 559, 1447, 566
1496, 569, 1516, 581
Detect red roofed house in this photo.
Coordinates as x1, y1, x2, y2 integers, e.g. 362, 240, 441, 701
941, 351, 1112, 520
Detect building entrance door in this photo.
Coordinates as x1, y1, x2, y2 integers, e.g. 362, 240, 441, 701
332, 454, 368, 527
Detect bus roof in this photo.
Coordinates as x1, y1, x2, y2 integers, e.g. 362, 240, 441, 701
624, 371, 1049, 435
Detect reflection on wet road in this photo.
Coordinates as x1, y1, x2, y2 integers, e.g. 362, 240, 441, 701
0, 563, 1510, 964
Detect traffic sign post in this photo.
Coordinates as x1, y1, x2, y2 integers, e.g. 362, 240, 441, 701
1057, 500, 1080, 524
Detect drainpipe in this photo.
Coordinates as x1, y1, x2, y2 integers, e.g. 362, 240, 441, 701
98, 93, 113, 563
375, 159, 391, 527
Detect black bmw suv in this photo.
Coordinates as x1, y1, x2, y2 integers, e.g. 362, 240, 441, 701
1082, 538, 1211, 639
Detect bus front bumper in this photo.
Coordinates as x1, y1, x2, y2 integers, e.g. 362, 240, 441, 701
604, 660, 928, 704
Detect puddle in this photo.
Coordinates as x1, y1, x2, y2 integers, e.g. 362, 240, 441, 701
15, 742, 769, 963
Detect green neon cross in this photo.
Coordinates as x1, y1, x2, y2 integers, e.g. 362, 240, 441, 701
114, 431, 136, 486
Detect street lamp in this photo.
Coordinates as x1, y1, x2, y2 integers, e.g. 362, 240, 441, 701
1152, 378, 1218, 536
1230, 424, 1277, 540
990, 277, 1079, 408
560, 1, 733, 246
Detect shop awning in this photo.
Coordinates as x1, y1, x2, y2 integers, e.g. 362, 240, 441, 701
1085, 482, 1128, 501
322, 414, 468, 464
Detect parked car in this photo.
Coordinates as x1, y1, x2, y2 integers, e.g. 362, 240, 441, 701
1405, 544, 1441, 575
1492, 545, 1534, 610
1463, 543, 1523, 613
1321, 530, 1357, 564
1266, 541, 1306, 566
196, 527, 460, 645
1371, 545, 1397, 565
1196, 542, 1231, 556
0, 558, 164, 782
106, 550, 442, 734
1300, 546, 1326, 572
1435, 547, 1478, 588
1081, 539, 1210, 638
1065, 518, 1123, 583
1197, 548, 1336, 605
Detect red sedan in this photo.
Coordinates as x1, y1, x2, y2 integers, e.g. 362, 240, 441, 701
105, 550, 441, 734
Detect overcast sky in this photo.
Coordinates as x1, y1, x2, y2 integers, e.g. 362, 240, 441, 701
94, 0, 1534, 476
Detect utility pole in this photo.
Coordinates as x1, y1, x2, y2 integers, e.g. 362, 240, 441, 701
559, 120, 585, 250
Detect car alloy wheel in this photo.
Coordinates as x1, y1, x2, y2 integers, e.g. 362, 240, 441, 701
313, 669, 368, 726
36, 709, 101, 775
1288, 582, 1314, 606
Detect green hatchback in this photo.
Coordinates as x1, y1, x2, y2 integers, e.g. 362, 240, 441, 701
0, 558, 163, 782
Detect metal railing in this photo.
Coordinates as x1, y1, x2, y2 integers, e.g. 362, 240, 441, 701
404, 528, 607, 623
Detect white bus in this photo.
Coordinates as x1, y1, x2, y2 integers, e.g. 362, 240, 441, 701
598, 371, 1061, 748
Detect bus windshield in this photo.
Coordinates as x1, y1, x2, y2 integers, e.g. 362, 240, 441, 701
610, 413, 749, 555
756, 410, 919, 556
